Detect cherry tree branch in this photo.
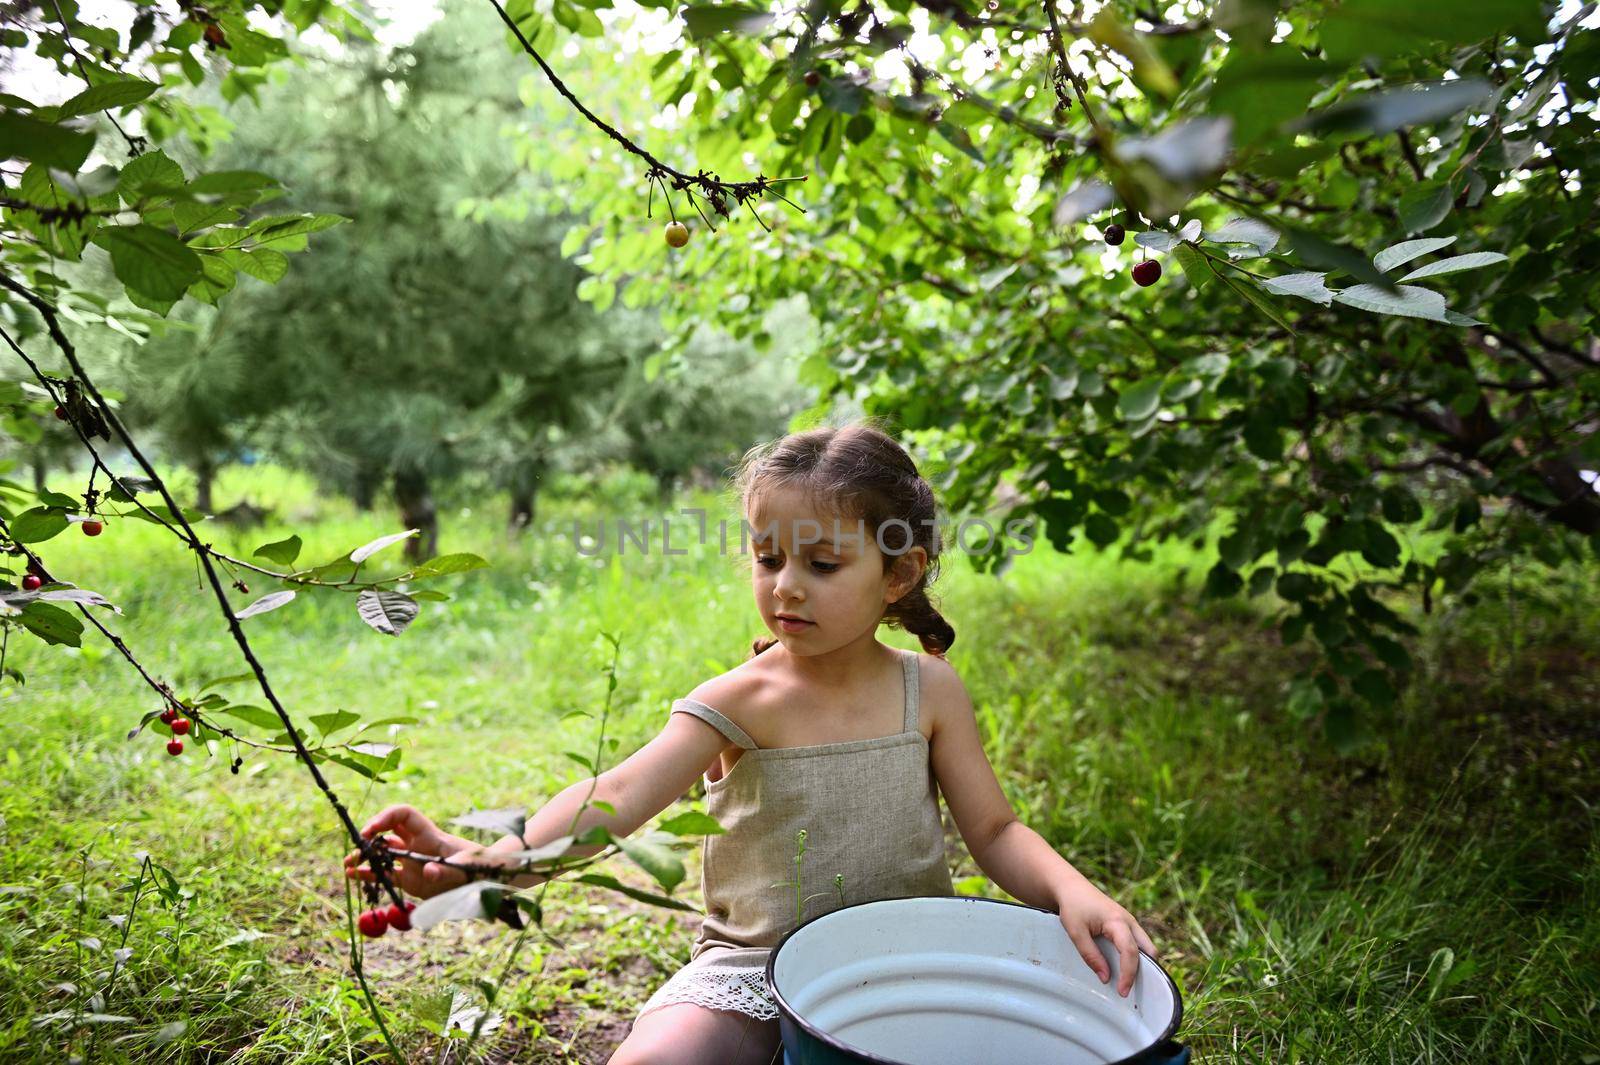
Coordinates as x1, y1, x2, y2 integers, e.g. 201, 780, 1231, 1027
0, 272, 405, 909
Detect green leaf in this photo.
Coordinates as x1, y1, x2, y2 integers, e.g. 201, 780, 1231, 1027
252, 535, 302, 566
349, 529, 418, 563
56, 78, 159, 120
1352, 668, 1396, 708
355, 589, 419, 636
1259, 272, 1333, 305
1276, 572, 1316, 600
1319, 0, 1547, 63
1398, 183, 1453, 234
187, 169, 279, 195
1221, 274, 1297, 334
657, 810, 726, 836
0, 112, 94, 170
1374, 236, 1457, 272
90, 224, 203, 301
246, 212, 347, 248
1209, 49, 1329, 145
572, 873, 700, 912
1243, 416, 1285, 461
116, 150, 186, 203
217, 247, 288, 283
681, 4, 774, 39
216, 704, 283, 731
1397, 252, 1508, 282
1332, 283, 1452, 322
198, 672, 256, 693
405, 553, 488, 579
311, 710, 360, 739
1206, 218, 1279, 257
409, 881, 506, 931
324, 746, 402, 780
449, 807, 528, 839
1284, 226, 1392, 289
1117, 378, 1164, 421
1171, 242, 1212, 289
934, 121, 984, 165
1083, 512, 1120, 547
19, 601, 83, 646
1296, 80, 1492, 136
1134, 230, 1179, 253
617, 834, 687, 892
1202, 560, 1244, 599
234, 590, 295, 620
9, 507, 68, 543
1359, 520, 1402, 568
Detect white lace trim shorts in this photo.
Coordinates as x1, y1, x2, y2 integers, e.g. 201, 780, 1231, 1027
638, 945, 780, 1022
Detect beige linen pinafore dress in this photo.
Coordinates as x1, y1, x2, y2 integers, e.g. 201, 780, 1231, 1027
637, 647, 954, 1022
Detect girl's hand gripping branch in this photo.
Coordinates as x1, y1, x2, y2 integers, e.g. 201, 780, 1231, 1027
342, 803, 500, 899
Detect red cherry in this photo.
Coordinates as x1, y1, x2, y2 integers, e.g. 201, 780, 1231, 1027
81, 520, 103, 537
383, 902, 413, 931
159, 708, 178, 725
54, 406, 67, 421
803, 70, 820, 87
358, 908, 389, 938
166, 739, 183, 756
1103, 223, 1126, 246
1132, 259, 1161, 287
21, 573, 42, 591
170, 717, 191, 736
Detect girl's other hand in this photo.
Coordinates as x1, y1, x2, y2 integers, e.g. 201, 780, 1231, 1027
342, 803, 485, 899
1054, 879, 1158, 998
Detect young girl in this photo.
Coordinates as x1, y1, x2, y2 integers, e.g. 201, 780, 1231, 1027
345, 422, 1156, 1065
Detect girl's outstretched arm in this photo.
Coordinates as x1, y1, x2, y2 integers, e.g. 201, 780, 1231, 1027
345, 707, 737, 894
923, 655, 1156, 996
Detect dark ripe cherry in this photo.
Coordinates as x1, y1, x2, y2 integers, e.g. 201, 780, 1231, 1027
358, 908, 389, 938
21, 574, 42, 591
166, 739, 183, 756
803, 69, 820, 87
171, 717, 191, 736
1103, 223, 1126, 246
54, 406, 67, 421
81, 520, 104, 537
1132, 259, 1162, 287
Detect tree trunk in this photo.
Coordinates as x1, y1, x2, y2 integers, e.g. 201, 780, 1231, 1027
507, 460, 544, 539
194, 459, 215, 514
508, 488, 537, 537
352, 467, 379, 512
394, 467, 438, 562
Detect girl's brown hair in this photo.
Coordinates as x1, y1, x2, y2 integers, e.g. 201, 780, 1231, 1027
731, 418, 956, 659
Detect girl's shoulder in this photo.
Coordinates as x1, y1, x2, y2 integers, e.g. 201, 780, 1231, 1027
907, 650, 968, 732
680, 656, 773, 730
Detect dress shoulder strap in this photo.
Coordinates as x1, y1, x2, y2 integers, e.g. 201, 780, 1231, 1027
671, 698, 758, 750
899, 648, 920, 733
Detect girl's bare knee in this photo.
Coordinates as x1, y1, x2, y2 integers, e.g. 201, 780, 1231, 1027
609, 1002, 782, 1065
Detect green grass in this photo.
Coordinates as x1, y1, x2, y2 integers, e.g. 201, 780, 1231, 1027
2, 464, 1597, 1062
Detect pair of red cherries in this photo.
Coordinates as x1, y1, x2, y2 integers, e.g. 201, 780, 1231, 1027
1102, 224, 1162, 287
359, 900, 417, 937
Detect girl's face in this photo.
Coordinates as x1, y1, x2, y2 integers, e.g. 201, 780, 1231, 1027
746, 485, 923, 655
